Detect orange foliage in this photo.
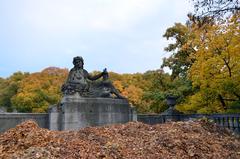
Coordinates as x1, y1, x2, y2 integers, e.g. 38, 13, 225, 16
11, 67, 68, 112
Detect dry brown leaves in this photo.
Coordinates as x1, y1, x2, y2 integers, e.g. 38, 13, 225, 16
0, 119, 240, 159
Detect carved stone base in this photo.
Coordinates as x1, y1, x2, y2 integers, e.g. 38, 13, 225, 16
49, 94, 135, 130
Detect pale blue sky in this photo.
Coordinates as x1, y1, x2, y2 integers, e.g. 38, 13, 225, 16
0, 0, 193, 78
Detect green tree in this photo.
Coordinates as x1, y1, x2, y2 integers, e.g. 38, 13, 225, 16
0, 72, 29, 111
162, 22, 196, 79
143, 70, 193, 113
161, 14, 215, 79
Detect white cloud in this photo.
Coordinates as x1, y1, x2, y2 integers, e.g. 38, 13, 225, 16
0, 0, 194, 77
21, 0, 165, 32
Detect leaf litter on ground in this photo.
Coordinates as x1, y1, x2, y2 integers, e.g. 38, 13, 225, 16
0, 119, 240, 159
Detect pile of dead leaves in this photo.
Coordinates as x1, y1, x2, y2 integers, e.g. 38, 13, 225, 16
1, 119, 240, 159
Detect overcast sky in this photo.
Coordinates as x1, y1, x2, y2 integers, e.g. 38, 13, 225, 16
0, 0, 193, 78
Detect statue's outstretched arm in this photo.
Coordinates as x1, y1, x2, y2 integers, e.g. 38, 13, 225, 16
88, 72, 103, 81
87, 68, 108, 81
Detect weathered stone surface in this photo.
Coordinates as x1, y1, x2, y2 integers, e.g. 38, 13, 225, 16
48, 105, 61, 130
49, 94, 134, 130
48, 56, 134, 130
0, 113, 48, 132
61, 56, 124, 98
0, 107, 6, 113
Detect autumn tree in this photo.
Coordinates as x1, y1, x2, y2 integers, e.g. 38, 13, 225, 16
110, 72, 150, 113
11, 67, 68, 112
1, 69, 152, 113
180, 13, 240, 113
162, 13, 216, 79
0, 72, 29, 111
0, 67, 195, 114
161, 22, 196, 79
143, 70, 193, 113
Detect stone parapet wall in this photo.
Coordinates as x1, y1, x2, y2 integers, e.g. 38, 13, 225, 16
0, 97, 135, 132
0, 113, 48, 133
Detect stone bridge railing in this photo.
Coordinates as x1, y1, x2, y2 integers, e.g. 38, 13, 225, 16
1, 112, 240, 133
137, 114, 240, 133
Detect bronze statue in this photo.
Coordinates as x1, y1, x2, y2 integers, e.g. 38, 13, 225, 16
61, 56, 124, 98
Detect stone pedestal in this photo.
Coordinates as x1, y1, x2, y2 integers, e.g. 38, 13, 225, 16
48, 104, 61, 130
161, 106, 183, 122
49, 94, 133, 130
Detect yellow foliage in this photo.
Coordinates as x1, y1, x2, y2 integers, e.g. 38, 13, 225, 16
11, 67, 68, 112
122, 85, 143, 106
186, 13, 240, 112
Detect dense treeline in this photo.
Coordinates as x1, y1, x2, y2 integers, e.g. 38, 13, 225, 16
0, 68, 68, 113
0, 66, 194, 113
0, 3, 239, 114
0, 67, 174, 113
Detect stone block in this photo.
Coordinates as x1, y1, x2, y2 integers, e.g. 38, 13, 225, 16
57, 96, 132, 130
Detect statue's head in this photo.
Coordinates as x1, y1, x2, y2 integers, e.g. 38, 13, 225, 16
73, 56, 84, 68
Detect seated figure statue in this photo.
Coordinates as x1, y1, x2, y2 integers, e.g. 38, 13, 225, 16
61, 56, 124, 98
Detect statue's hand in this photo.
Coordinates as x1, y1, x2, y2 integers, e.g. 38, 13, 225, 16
103, 68, 108, 74
102, 68, 109, 80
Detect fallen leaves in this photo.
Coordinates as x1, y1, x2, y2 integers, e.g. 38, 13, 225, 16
0, 119, 240, 159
